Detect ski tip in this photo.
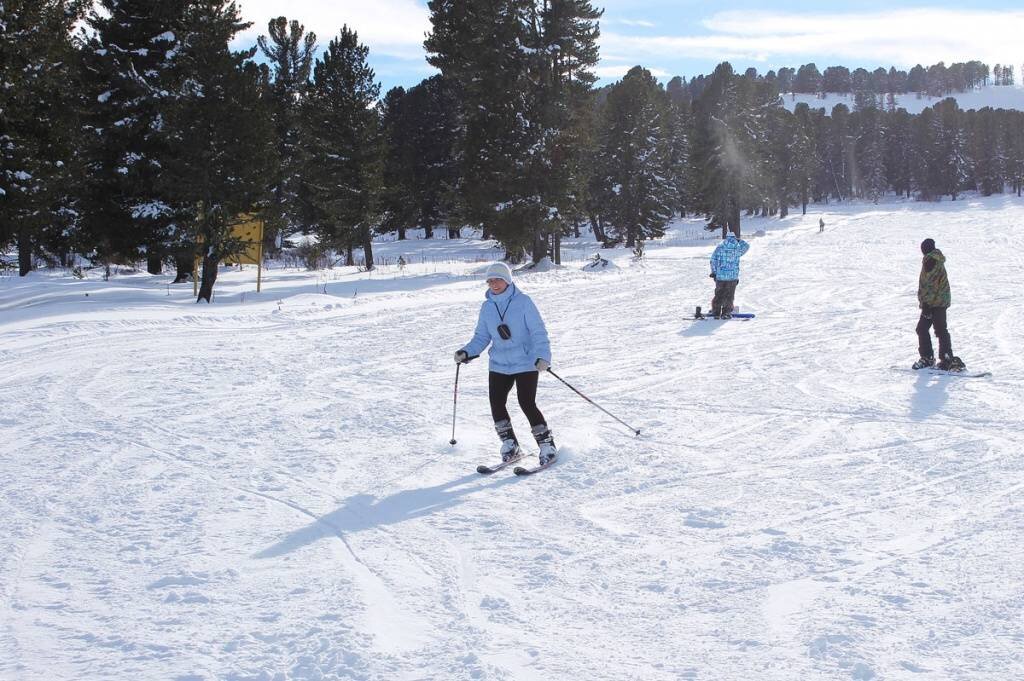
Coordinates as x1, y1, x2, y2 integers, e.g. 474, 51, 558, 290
476, 465, 495, 475
512, 466, 530, 476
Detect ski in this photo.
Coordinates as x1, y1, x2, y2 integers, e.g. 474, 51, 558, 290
476, 455, 524, 475
891, 366, 992, 378
513, 456, 556, 476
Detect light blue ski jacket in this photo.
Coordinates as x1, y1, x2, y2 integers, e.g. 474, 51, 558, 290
710, 235, 750, 281
462, 284, 551, 375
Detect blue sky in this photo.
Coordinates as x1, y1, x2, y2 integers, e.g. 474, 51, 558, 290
233, 0, 1023, 92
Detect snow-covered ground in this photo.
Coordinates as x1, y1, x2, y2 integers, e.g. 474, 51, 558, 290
2, 195, 1023, 680
783, 83, 1024, 115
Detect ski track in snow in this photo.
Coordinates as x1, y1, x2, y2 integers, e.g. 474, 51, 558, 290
3, 196, 1024, 679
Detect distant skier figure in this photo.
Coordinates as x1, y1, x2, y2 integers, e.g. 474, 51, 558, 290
455, 262, 557, 466
913, 238, 965, 371
819, 217, 825, 233
709, 230, 750, 318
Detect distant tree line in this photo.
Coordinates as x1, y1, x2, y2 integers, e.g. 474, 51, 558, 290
3, 1, 1023, 296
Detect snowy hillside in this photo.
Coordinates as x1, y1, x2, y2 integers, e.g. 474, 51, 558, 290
2, 195, 1023, 680
782, 83, 1024, 114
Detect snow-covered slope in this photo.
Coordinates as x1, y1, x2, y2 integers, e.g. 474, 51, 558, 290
783, 83, 1024, 114
2, 195, 1023, 680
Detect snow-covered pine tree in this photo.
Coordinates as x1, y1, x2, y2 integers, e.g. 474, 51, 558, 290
764, 107, 796, 217
662, 76, 694, 217
425, 0, 601, 263
793, 63, 821, 94
690, 62, 740, 234
909, 107, 944, 200
162, 0, 276, 302
80, 0, 186, 275
883, 109, 914, 199
378, 86, 419, 240
790, 103, 820, 214
595, 66, 674, 247
257, 16, 316, 250
402, 76, 460, 239
302, 26, 382, 270
967, 107, 1005, 196
1001, 110, 1024, 197
826, 103, 853, 201
933, 99, 968, 200
1, 0, 87, 276
855, 107, 887, 203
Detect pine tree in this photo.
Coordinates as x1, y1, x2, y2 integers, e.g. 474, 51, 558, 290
968, 107, 1005, 196
302, 26, 382, 270
162, 0, 276, 302
883, 109, 914, 198
1, 0, 88, 276
1002, 111, 1024, 197
790, 103, 820, 214
404, 76, 460, 238
933, 99, 968, 200
594, 67, 674, 247
855, 108, 886, 203
80, 0, 186, 275
425, 0, 601, 262
257, 16, 316, 249
378, 86, 418, 240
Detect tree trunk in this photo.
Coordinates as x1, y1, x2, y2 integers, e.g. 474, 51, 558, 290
196, 254, 218, 303
448, 226, 460, 239
345, 243, 354, 267
362, 228, 374, 271
398, 227, 407, 240
589, 213, 606, 244
147, 253, 162, 275
18, 227, 32, 276
531, 232, 547, 263
172, 254, 193, 283
553, 232, 561, 265
424, 224, 434, 239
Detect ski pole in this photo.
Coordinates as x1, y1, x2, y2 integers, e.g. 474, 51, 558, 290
545, 368, 641, 437
449, 362, 461, 445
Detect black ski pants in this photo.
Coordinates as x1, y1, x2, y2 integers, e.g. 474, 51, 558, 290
711, 279, 739, 316
489, 371, 546, 427
917, 305, 952, 359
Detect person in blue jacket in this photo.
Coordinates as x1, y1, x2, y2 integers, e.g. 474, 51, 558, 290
454, 262, 556, 466
709, 230, 750, 318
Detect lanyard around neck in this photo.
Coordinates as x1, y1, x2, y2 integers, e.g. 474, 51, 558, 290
492, 286, 515, 321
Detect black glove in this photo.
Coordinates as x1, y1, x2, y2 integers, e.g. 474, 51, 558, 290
454, 350, 469, 364
708, 272, 716, 279
920, 308, 932, 320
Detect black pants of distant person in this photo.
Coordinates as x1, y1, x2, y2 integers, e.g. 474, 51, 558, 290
917, 305, 953, 360
489, 371, 545, 427
711, 279, 739, 316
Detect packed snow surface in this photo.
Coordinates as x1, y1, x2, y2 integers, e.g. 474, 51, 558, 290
2, 195, 1023, 680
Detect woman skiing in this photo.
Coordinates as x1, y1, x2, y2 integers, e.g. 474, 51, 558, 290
454, 262, 557, 467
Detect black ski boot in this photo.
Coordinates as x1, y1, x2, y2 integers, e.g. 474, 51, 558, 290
937, 354, 966, 372
912, 355, 935, 370
494, 419, 522, 463
531, 424, 557, 467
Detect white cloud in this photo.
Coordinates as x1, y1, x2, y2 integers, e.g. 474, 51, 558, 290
602, 9, 1024, 70
233, 0, 431, 60
615, 19, 657, 28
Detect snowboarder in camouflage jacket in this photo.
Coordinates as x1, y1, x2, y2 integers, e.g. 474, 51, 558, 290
913, 238, 963, 371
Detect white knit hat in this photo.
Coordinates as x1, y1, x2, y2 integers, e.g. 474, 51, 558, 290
483, 261, 513, 284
